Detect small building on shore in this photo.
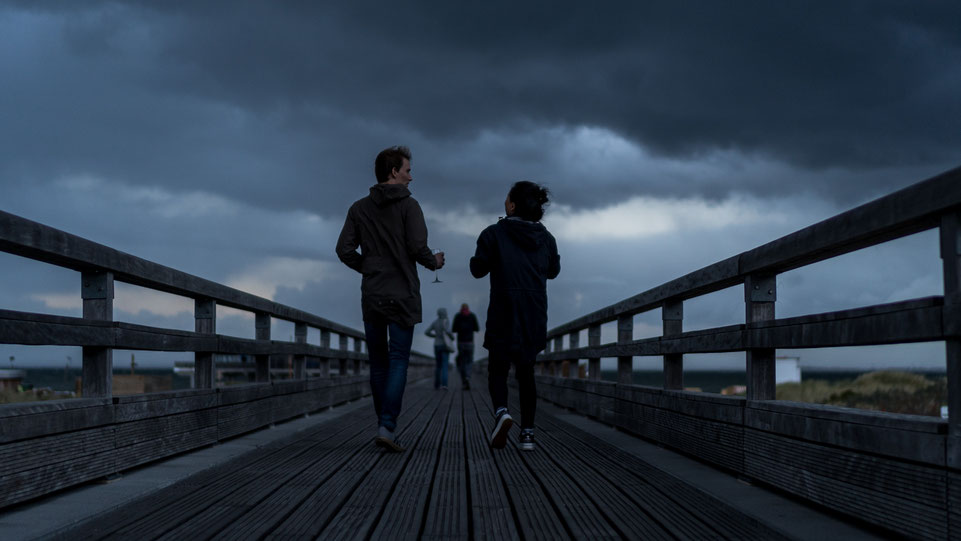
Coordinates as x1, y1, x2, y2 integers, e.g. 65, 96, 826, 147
0, 369, 26, 391
776, 356, 802, 385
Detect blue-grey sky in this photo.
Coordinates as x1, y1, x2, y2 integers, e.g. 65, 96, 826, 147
1, 1, 959, 371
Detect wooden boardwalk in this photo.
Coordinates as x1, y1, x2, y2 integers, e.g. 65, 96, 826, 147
57, 379, 793, 541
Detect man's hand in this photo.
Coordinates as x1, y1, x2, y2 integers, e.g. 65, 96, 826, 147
434, 251, 445, 269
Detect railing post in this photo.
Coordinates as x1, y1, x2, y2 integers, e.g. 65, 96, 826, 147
255, 312, 271, 383
662, 300, 683, 390
588, 324, 601, 380
339, 334, 349, 375
81, 270, 113, 397
617, 314, 633, 385
294, 322, 307, 380
941, 212, 961, 446
320, 330, 331, 377
353, 338, 362, 374
194, 298, 215, 389
745, 274, 776, 400
567, 331, 580, 379
538, 338, 549, 375
552, 336, 563, 377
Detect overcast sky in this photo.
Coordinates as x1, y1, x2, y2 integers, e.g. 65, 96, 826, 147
2, 1, 959, 372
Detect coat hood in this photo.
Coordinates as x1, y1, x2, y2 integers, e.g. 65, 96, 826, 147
500, 217, 549, 251
437, 307, 448, 318
369, 183, 411, 207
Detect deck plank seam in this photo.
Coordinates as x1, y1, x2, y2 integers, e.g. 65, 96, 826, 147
316, 388, 449, 539
472, 387, 575, 540
292, 389, 441, 539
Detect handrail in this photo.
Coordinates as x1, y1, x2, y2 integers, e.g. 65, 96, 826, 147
0, 210, 363, 338
540, 165, 961, 409
0, 210, 433, 396
546, 165, 961, 338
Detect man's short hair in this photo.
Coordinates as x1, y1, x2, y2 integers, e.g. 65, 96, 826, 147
374, 146, 412, 184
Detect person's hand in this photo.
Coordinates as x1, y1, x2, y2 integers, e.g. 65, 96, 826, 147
434, 251, 445, 269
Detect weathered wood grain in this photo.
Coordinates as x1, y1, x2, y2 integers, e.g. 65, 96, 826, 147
0, 375, 378, 509
536, 371, 951, 539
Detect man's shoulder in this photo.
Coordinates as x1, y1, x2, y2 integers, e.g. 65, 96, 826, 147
347, 195, 371, 211
398, 194, 422, 209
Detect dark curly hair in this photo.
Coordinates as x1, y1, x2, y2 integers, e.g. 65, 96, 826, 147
374, 146, 411, 184
509, 181, 551, 222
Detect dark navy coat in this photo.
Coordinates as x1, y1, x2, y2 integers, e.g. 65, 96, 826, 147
470, 217, 560, 361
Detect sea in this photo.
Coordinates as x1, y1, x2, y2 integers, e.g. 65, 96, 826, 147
15, 367, 945, 395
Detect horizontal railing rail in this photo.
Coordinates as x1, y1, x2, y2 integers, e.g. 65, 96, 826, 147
541, 165, 961, 402
0, 210, 363, 338
546, 166, 960, 338
0, 209, 433, 397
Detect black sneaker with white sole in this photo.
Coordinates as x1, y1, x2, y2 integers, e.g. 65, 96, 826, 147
490, 409, 513, 449
519, 430, 534, 451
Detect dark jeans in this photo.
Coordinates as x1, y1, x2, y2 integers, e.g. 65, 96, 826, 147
433, 345, 449, 388
488, 353, 536, 429
456, 342, 473, 383
364, 315, 414, 432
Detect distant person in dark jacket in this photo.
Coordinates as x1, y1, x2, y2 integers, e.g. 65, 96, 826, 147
451, 303, 480, 390
336, 145, 445, 452
470, 181, 560, 451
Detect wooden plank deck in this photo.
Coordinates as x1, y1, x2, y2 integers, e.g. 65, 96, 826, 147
56, 378, 795, 541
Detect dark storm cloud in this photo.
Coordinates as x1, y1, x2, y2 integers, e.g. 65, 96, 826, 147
145, 1, 961, 163
1, 0, 959, 216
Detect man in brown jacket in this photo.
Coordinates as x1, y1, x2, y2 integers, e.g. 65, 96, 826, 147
336, 146, 444, 451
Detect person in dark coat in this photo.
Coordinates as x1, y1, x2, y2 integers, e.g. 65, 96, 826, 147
470, 181, 560, 451
336, 145, 444, 452
451, 303, 480, 390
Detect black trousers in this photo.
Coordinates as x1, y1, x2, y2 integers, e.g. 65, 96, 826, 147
488, 353, 536, 429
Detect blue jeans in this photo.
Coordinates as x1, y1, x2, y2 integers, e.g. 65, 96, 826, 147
434, 345, 449, 388
456, 342, 474, 382
364, 316, 413, 432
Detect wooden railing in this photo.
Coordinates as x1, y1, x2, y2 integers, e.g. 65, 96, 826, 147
535, 165, 961, 540
0, 211, 432, 508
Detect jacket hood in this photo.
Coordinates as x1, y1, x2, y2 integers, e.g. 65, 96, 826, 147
500, 217, 548, 251
437, 307, 448, 318
369, 183, 411, 207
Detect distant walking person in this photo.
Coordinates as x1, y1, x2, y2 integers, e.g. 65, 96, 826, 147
451, 303, 480, 390
336, 145, 444, 452
470, 181, 560, 451
425, 307, 455, 390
